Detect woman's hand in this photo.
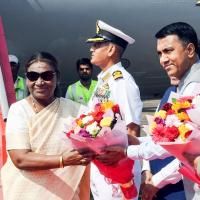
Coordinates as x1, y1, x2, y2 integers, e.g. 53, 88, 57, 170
8, 148, 95, 170
62, 148, 95, 166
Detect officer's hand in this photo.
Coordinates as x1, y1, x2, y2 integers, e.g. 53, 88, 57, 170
95, 145, 127, 165
141, 180, 159, 200
141, 170, 152, 189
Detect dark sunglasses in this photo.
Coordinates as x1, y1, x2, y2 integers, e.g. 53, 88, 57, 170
26, 71, 56, 81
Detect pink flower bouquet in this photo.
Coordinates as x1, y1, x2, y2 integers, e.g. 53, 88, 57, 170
65, 101, 137, 199
148, 92, 200, 184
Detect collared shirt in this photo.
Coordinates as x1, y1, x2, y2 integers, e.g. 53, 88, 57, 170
127, 136, 170, 161
65, 80, 97, 105
14, 76, 27, 101
89, 62, 142, 125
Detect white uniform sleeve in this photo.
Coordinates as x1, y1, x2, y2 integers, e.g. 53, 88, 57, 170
152, 159, 182, 188
114, 77, 143, 126
142, 160, 151, 171
127, 136, 170, 160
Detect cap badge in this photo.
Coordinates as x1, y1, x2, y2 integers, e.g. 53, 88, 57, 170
96, 21, 100, 34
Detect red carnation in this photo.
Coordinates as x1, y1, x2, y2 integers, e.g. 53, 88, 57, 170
164, 126, 179, 141
66, 130, 74, 137
167, 109, 175, 115
112, 104, 120, 113
92, 111, 104, 123
152, 124, 166, 142
79, 114, 87, 119
161, 103, 172, 111
94, 103, 104, 112
184, 130, 192, 139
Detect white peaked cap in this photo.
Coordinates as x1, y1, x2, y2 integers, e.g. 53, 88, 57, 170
9, 54, 19, 64
86, 20, 135, 49
98, 20, 135, 44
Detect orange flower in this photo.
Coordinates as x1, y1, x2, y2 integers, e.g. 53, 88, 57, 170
77, 119, 83, 127
102, 101, 114, 110
177, 112, 190, 122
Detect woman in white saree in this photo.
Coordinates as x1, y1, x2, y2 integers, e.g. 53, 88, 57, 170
1, 52, 94, 200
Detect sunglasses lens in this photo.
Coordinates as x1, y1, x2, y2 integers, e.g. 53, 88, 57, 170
26, 71, 55, 81
41, 71, 55, 81
26, 72, 39, 81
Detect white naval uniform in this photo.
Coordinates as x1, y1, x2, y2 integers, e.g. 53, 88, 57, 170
88, 62, 143, 200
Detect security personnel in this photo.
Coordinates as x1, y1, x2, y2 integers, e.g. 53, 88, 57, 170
87, 20, 143, 200
9, 55, 27, 101
65, 58, 97, 105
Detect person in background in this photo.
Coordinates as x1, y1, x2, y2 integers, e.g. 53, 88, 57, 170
1, 52, 95, 200
86, 20, 143, 200
9, 54, 27, 101
65, 58, 97, 105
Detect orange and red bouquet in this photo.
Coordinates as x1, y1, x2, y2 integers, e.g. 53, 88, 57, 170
65, 101, 137, 199
147, 92, 200, 185
66, 101, 121, 139
150, 95, 194, 143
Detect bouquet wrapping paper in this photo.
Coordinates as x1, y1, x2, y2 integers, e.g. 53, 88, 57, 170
146, 92, 200, 184
65, 102, 137, 199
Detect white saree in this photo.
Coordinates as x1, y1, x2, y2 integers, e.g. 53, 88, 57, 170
1, 98, 89, 200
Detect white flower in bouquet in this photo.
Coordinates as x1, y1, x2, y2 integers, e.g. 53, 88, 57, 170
86, 121, 101, 137
165, 114, 182, 127
103, 109, 114, 118
74, 126, 81, 134
82, 115, 94, 124
185, 123, 194, 130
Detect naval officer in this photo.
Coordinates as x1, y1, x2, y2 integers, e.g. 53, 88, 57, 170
87, 20, 143, 200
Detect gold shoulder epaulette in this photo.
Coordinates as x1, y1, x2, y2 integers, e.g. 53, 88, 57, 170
112, 70, 123, 80
102, 72, 111, 82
